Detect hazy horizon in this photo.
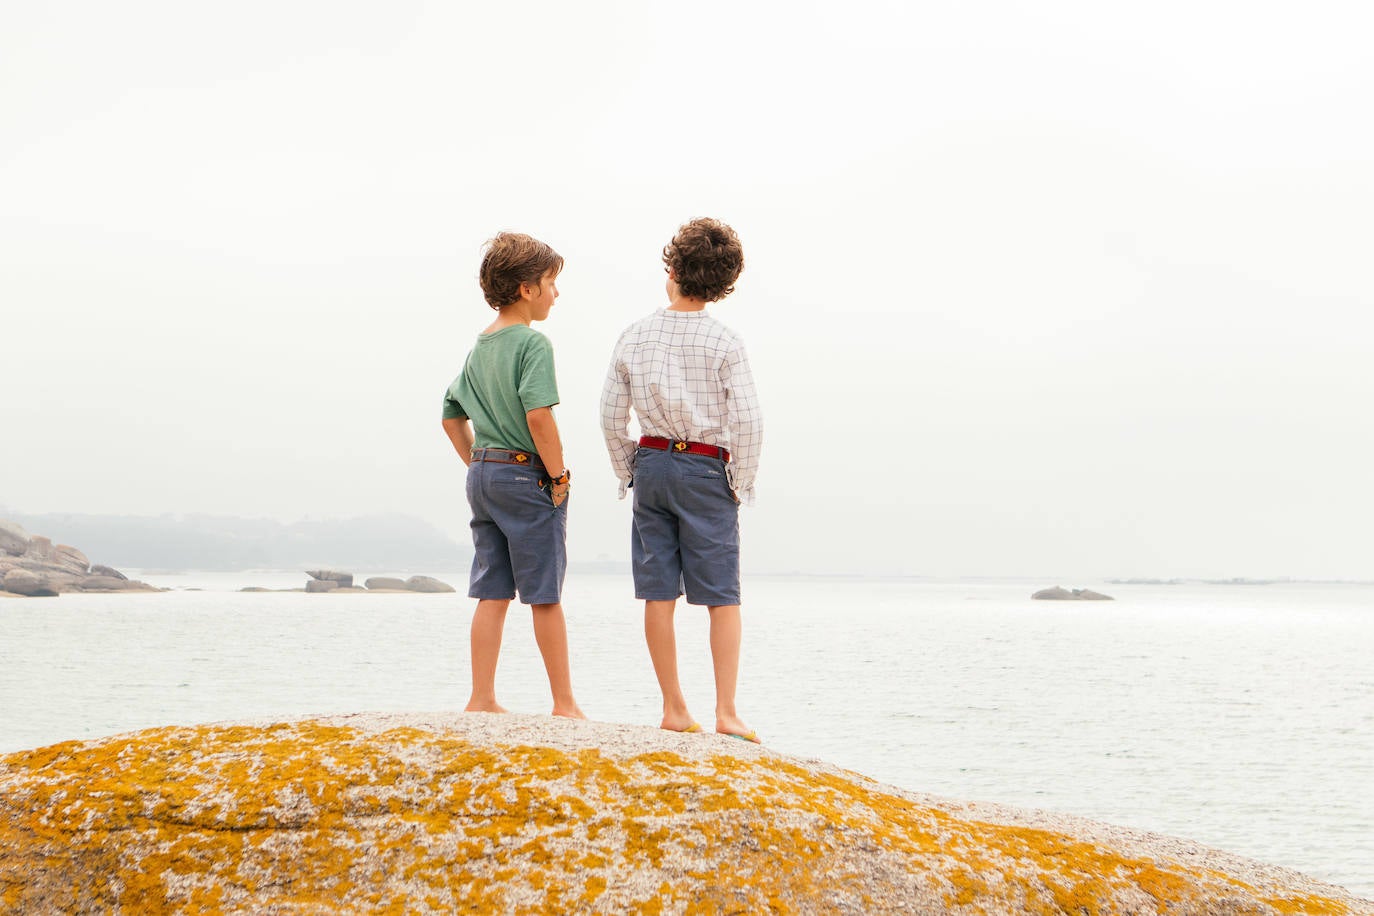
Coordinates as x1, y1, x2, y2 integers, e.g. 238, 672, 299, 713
4, 2, 1372, 582
6, 506, 1371, 585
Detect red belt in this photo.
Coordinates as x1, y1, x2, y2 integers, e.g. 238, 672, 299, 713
638, 436, 730, 462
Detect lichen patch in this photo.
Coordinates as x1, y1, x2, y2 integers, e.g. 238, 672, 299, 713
1, 715, 1367, 915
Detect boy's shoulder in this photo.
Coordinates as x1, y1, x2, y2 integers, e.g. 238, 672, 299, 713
478, 323, 553, 350
618, 309, 742, 343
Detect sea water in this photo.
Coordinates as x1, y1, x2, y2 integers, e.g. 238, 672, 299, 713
1, 574, 1370, 898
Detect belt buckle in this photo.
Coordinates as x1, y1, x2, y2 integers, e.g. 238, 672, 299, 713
673, 441, 688, 452
513, 452, 530, 464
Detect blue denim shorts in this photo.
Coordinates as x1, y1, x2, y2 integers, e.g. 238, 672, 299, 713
631, 447, 740, 606
466, 459, 567, 605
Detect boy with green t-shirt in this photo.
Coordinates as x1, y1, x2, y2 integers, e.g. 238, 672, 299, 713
441, 232, 584, 719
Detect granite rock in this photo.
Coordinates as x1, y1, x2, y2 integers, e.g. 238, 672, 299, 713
1, 714, 1367, 915
306, 569, 354, 587
0, 520, 29, 557
0, 520, 154, 595
403, 575, 455, 593
51, 545, 90, 575
2, 569, 59, 597
1032, 586, 1114, 601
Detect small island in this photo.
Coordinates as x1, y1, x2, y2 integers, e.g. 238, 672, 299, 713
0, 519, 157, 597
1032, 586, 1114, 601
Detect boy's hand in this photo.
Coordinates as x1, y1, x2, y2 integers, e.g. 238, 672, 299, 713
546, 468, 571, 507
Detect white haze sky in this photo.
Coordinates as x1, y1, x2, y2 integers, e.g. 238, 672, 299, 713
2, 1, 1372, 579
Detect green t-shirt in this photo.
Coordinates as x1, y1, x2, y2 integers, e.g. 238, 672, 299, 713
442, 324, 559, 454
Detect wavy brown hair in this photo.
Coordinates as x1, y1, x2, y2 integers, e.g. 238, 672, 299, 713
662, 218, 744, 302
479, 232, 564, 309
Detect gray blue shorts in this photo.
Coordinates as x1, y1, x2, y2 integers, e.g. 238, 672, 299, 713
631, 446, 740, 606
466, 459, 567, 605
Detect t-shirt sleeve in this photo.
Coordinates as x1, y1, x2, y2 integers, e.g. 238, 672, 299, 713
442, 379, 466, 420
517, 334, 559, 411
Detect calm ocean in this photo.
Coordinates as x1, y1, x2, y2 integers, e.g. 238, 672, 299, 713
2, 574, 1371, 898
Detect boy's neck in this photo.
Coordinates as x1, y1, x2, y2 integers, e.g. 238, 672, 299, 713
484, 303, 534, 333
666, 294, 707, 313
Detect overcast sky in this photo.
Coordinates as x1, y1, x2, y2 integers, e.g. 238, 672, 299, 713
3, 1, 1371, 579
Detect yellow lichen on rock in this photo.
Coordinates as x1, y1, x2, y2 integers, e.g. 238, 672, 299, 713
0, 713, 1368, 915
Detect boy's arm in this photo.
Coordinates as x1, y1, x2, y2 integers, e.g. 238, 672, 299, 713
722, 344, 763, 505
526, 407, 570, 507
442, 417, 475, 466
599, 348, 637, 499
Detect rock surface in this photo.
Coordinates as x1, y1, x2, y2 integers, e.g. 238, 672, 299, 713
0, 518, 154, 596
295, 574, 456, 596
0, 519, 29, 556
1, 569, 58, 597
306, 569, 354, 587
89, 564, 128, 581
404, 574, 456, 593
1033, 586, 1115, 600
1, 714, 1368, 915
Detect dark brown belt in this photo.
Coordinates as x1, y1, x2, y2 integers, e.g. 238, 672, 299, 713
638, 436, 730, 462
471, 447, 545, 470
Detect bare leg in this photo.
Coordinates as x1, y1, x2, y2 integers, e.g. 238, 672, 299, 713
466, 599, 510, 713
531, 602, 586, 719
645, 599, 696, 731
708, 604, 755, 740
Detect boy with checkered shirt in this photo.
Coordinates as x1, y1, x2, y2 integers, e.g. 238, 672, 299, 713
600, 218, 762, 742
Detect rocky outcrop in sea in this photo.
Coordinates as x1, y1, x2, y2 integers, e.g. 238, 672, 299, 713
1032, 586, 1114, 600
0, 519, 158, 597
293, 570, 456, 593
1, 713, 1368, 914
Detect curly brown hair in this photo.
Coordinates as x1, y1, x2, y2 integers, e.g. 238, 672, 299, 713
662, 218, 744, 302
479, 232, 564, 309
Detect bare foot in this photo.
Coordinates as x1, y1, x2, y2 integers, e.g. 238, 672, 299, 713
716, 715, 760, 743
464, 701, 509, 714
661, 720, 703, 734
660, 715, 701, 733
552, 704, 587, 719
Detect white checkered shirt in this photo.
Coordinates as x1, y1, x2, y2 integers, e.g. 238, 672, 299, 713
601, 308, 763, 504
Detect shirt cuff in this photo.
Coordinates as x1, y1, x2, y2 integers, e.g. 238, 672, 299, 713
727, 466, 756, 506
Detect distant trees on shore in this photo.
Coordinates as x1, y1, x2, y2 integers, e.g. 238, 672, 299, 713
1, 511, 465, 572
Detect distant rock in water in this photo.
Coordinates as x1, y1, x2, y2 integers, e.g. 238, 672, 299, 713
1033, 586, 1114, 601
0, 519, 30, 557
1, 714, 1366, 914
78, 576, 136, 592
2, 569, 59, 598
0, 518, 157, 597
403, 575, 455, 593
283, 571, 456, 594
306, 569, 354, 587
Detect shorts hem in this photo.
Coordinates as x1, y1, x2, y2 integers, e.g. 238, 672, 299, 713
684, 593, 741, 607
469, 590, 517, 601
